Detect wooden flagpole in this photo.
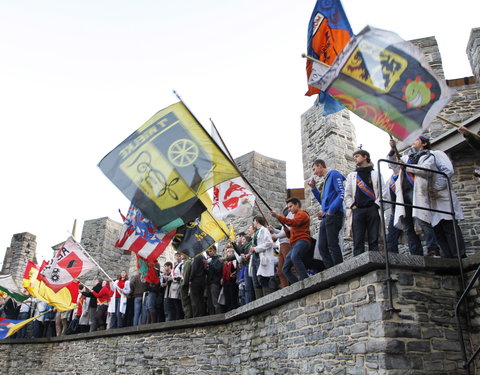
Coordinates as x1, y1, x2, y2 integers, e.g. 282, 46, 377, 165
303, 54, 480, 140
66, 233, 115, 283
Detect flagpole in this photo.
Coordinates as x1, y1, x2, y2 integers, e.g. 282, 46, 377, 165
436, 115, 480, 139
209, 118, 271, 221
303, 55, 480, 142
302, 53, 331, 68
67, 234, 115, 283
172, 90, 273, 211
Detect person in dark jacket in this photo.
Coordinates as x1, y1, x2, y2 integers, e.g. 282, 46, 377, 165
82, 279, 102, 332
189, 255, 206, 317
206, 246, 223, 315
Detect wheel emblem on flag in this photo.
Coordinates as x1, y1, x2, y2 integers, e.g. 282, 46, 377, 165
168, 139, 199, 167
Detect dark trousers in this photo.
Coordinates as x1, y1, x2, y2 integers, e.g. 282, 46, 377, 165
352, 206, 380, 256
222, 281, 238, 312
181, 285, 192, 319
403, 188, 439, 256
318, 212, 344, 268
155, 291, 165, 322
207, 283, 221, 315
190, 277, 206, 317
386, 214, 401, 253
32, 320, 44, 338
434, 219, 466, 258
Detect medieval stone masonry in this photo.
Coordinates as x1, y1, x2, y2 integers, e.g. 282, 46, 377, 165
1, 27, 480, 374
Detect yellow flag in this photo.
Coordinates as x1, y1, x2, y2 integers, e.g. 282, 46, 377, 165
99, 102, 240, 229
22, 261, 77, 312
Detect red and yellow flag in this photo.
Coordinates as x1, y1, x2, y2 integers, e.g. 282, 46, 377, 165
22, 261, 78, 312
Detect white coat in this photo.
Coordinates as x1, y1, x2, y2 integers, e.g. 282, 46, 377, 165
429, 150, 463, 227
248, 226, 275, 278
388, 152, 435, 228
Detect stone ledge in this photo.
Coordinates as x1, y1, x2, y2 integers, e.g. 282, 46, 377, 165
3, 251, 478, 345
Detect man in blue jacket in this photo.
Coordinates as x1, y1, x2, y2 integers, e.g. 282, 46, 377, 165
308, 159, 346, 269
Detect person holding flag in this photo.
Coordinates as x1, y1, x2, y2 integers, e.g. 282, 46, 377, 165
345, 150, 383, 256
271, 198, 312, 284
388, 137, 441, 256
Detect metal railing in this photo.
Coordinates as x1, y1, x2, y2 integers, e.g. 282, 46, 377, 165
376, 158, 474, 373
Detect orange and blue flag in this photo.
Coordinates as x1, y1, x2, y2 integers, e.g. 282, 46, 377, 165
305, 0, 353, 115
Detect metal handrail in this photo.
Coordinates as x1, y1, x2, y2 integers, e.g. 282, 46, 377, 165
376, 158, 470, 372
455, 263, 480, 370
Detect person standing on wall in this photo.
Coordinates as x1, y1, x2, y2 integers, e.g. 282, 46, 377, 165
345, 149, 382, 256
308, 159, 346, 269
271, 197, 311, 284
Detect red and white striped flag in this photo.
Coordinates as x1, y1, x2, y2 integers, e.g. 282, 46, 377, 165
115, 204, 176, 262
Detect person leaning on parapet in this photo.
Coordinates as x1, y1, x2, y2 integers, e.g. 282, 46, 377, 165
271, 197, 311, 284
268, 208, 292, 289
388, 136, 441, 257
344, 149, 382, 256
308, 159, 346, 269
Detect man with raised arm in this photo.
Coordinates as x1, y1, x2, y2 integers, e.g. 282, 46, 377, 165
308, 159, 345, 269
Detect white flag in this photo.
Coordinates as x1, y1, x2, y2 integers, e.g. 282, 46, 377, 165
41, 237, 95, 286
212, 177, 255, 219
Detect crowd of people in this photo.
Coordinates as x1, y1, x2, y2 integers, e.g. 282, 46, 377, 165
0, 133, 474, 338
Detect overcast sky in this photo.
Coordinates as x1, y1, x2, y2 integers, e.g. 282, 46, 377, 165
1, 0, 478, 264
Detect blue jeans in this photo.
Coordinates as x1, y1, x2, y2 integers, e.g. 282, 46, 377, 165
146, 292, 157, 313
133, 296, 146, 326
282, 240, 310, 284
244, 265, 254, 303
386, 214, 401, 253
164, 298, 175, 322
250, 253, 261, 289
318, 212, 344, 268
109, 297, 124, 328
16, 312, 30, 338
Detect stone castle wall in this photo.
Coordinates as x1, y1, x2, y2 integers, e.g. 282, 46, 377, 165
2, 253, 479, 374
450, 144, 480, 255
225, 151, 287, 235
0, 233, 37, 287
80, 217, 131, 284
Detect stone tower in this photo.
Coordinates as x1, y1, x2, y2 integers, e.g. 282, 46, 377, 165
225, 151, 287, 235
80, 217, 131, 284
467, 27, 480, 83
301, 106, 357, 234
0, 232, 37, 288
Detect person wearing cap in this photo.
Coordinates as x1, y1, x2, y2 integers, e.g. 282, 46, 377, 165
345, 149, 383, 256
308, 159, 346, 269
388, 136, 441, 256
